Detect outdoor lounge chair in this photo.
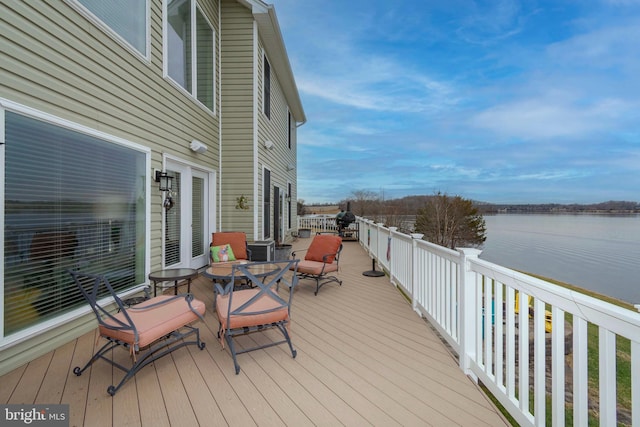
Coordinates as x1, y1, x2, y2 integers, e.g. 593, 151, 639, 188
291, 234, 343, 295
215, 260, 299, 374
69, 270, 206, 396
210, 231, 252, 263
515, 291, 552, 333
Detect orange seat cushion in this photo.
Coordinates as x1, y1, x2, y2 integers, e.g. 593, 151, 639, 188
216, 288, 288, 330
212, 232, 248, 260
296, 260, 339, 275
305, 235, 341, 263
100, 295, 206, 348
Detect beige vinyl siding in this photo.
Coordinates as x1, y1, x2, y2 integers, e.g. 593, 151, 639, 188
0, 0, 220, 374
220, 0, 255, 237
257, 43, 298, 242
2, 0, 221, 260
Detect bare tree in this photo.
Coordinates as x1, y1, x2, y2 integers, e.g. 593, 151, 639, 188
297, 199, 306, 216
344, 190, 380, 217
414, 192, 486, 249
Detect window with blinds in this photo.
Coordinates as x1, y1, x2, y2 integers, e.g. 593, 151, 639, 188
263, 169, 271, 239
164, 172, 182, 266
3, 111, 147, 337
75, 0, 148, 56
288, 182, 292, 229
166, 0, 215, 112
191, 177, 204, 257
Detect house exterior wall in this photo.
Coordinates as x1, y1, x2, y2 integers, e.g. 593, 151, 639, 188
219, 0, 256, 237
0, 0, 302, 375
220, 0, 300, 243
257, 43, 298, 243
0, 0, 221, 375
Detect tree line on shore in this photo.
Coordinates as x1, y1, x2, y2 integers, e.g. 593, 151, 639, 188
298, 191, 639, 249
476, 200, 640, 214
300, 192, 639, 217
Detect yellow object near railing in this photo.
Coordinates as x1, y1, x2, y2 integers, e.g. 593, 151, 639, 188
515, 291, 552, 333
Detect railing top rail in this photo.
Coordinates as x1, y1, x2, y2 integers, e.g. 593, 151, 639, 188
470, 256, 640, 340
414, 238, 460, 259
389, 228, 412, 242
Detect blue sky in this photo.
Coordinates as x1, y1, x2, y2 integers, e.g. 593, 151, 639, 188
273, 0, 640, 204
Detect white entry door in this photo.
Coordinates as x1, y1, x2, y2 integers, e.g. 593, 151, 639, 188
164, 161, 213, 269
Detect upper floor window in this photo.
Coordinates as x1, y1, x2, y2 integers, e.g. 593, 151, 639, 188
75, 0, 148, 57
165, 0, 216, 112
264, 55, 271, 119
288, 111, 292, 149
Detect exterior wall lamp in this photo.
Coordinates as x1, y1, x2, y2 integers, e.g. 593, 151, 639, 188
155, 170, 173, 192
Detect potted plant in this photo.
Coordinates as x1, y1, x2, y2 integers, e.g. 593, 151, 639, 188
274, 239, 292, 260
298, 228, 311, 238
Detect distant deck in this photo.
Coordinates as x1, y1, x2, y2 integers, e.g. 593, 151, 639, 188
0, 239, 508, 426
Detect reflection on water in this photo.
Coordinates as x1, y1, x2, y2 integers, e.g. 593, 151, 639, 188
479, 214, 640, 304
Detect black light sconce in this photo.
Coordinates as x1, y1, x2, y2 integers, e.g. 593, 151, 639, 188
155, 170, 173, 192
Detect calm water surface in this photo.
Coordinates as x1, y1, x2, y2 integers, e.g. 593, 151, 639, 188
479, 214, 640, 304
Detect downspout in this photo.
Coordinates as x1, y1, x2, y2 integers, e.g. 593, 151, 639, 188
252, 20, 259, 239
217, 0, 223, 232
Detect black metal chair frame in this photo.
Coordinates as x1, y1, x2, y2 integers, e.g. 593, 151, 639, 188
216, 260, 299, 374
292, 243, 343, 295
69, 270, 206, 396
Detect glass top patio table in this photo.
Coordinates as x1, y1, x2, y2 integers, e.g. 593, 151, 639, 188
203, 261, 282, 283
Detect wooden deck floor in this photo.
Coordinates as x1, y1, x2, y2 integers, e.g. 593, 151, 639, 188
0, 239, 508, 426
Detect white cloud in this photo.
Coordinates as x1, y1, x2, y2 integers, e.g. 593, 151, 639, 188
454, 0, 528, 45
469, 94, 631, 140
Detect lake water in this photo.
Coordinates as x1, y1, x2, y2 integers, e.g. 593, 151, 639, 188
479, 214, 640, 304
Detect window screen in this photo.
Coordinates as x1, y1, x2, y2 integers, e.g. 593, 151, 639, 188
196, 8, 214, 110
166, 0, 215, 112
3, 112, 147, 336
77, 0, 148, 55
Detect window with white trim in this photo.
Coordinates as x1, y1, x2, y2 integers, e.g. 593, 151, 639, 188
264, 55, 271, 119
74, 0, 149, 56
287, 182, 292, 229
2, 109, 148, 338
288, 111, 292, 149
165, 0, 216, 111
263, 168, 271, 239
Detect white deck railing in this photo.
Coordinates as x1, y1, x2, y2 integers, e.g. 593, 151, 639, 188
298, 215, 640, 427
297, 215, 340, 233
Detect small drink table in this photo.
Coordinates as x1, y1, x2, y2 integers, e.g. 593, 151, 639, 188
148, 268, 198, 296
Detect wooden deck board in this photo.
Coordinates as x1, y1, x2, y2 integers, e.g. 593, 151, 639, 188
0, 239, 508, 426
34, 339, 75, 404
8, 351, 52, 404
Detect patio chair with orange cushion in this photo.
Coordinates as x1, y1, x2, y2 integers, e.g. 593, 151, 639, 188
291, 234, 343, 295
216, 259, 299, 374
210, 231, 252, 264
68, 270, 206, 396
